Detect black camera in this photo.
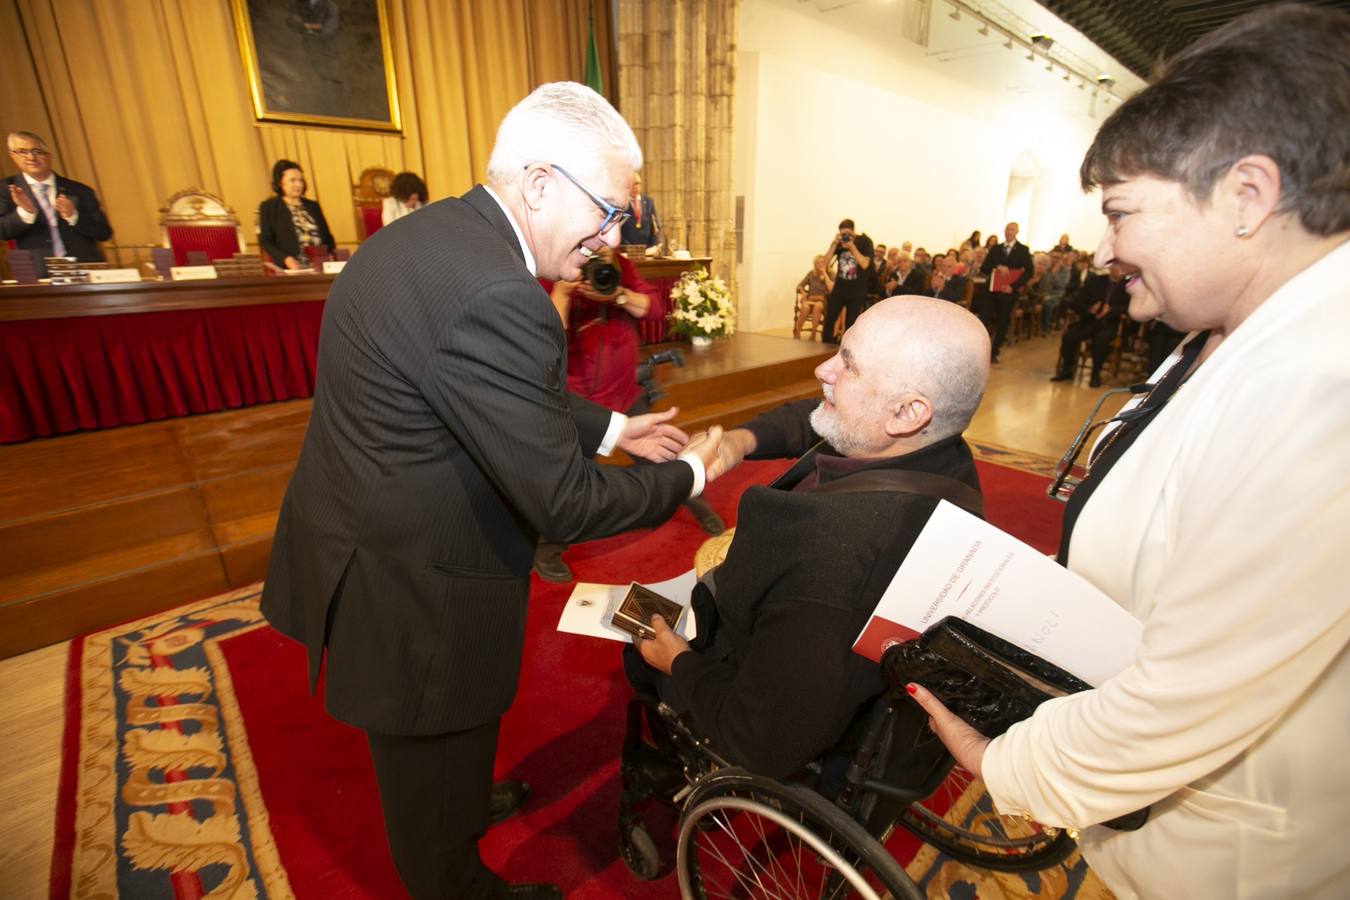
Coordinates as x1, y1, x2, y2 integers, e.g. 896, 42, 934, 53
581, 257, 621, 296
839, 232, 852, 245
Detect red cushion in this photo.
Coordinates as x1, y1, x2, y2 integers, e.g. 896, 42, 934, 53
360, 205, 383, 239
166, 225, 239, 267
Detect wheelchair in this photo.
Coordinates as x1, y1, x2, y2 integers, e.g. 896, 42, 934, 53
616, 673, 1075, 899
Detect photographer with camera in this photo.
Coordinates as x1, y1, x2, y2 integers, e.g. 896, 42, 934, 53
822, 218, 874, 344
535, 247, 726, 582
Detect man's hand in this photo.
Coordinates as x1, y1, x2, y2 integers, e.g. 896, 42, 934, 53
905, 683, 990, 779
682, 425, 725, 481
635, 614, 690, 674
618, 407, 689, 462
8, 184, 36, 214
53, 193, 76, 219
708, 427, 756, 481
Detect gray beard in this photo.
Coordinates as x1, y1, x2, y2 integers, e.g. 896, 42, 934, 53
809, 401, 880, 458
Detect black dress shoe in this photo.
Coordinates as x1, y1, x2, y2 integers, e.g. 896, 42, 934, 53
489, 779, 530, 825
1089, 374, 1103, 388
501, 885, 562, 900
1049, 373, 1073, 382
532, 553, 573, 584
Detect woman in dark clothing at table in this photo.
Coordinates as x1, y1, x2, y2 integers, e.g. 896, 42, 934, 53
258, 159, 335, 269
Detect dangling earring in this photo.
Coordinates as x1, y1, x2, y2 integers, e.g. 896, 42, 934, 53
1235, 225, 1250, 238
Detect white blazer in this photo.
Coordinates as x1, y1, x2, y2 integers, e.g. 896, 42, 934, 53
982, 239, 1350, 900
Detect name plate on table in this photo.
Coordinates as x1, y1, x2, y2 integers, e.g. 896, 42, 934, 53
322, 260, 347, 274
170, 265, 218, 281
87, 268, 143, 284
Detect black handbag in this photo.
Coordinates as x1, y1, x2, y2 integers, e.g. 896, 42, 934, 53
881, 615, 1149, 831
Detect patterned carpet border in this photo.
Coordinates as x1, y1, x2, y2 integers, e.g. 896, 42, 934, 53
969, 440, 1061, 479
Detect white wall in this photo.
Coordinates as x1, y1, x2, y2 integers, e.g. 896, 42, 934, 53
734, 0, 1118, 334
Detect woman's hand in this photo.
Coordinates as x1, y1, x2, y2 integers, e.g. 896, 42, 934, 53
906, 683, 990, 779
284, 256, 305, 270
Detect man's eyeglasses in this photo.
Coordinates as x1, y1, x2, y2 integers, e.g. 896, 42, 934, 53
1047, 384, 1150, 501
9, 147, 50, 158
550, 163, 630, 235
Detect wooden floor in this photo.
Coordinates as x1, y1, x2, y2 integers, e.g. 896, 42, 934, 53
0, 326, 1131, 896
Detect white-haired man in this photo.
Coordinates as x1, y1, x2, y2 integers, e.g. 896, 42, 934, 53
630, 297, 991, 779
2, 131, 113, 277
261, 83, 723, 899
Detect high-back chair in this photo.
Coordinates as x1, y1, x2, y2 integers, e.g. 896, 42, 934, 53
159, 189, 246, 267
353, 167, 395, 240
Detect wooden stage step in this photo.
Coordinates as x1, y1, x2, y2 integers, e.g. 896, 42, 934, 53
0, 333, 830, 658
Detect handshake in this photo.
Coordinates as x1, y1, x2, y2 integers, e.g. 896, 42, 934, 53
616, 407, 756, 485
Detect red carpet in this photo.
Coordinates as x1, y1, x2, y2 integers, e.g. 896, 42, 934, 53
53, 452, 1103, 899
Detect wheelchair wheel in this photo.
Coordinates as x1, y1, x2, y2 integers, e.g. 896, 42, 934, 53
620, 819, 663, 880
677, 769, 923, 900
897, 763, 1076, 871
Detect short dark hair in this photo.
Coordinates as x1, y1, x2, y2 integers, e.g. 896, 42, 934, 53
390, 171, 427, 203
1081, 3, 1350, 236
271, 159, 303, 196
838, 218, 855, 230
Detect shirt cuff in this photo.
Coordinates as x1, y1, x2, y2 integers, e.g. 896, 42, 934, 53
62, 211, 79, 226
17, 206, 37, 225
596, 411, 626, 457
677, 452, 706, 498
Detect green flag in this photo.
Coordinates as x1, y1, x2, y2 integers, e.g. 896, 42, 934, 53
584, 15, 603, 94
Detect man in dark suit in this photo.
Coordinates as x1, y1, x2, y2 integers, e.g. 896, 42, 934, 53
260, 82, 723, 900
978, 221, 1033, 362
628, 297, 990, 777
1, 131, 112, 277
1050, 264, 1129, 387
617, 172, 660, 247
884, 250, 927, 297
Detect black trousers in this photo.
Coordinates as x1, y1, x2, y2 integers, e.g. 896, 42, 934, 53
822, 293, 863, 344
988, 293, 1017, 358
1057, 318, 1116, 377
366, 720, 506, 900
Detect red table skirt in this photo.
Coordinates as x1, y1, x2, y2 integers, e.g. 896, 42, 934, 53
0, 301, 326, 443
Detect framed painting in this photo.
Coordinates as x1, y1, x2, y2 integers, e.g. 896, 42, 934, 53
230, 0, 402, 132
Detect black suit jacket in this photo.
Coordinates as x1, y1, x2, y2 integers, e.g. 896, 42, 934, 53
618, 194, 659, 247
888, 267, 927, 297
261, 185, 694, 735
257, 195, 336, 266
981, 240, 1033, 293
667, 399, 981, 777
0, 174, 112, 275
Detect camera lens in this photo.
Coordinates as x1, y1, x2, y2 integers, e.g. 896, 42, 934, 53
581, 258, 621, 296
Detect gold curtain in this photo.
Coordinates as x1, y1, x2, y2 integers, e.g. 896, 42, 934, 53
616, 0, 737, 286
0, 0, 614, 255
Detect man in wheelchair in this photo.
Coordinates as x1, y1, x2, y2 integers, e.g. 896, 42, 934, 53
624, 296, 991, 782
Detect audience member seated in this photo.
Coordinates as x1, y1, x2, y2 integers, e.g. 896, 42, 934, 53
1050, 264, 1129, 387
1051, 233, 1074, 255
1, 130, 112, 278
1037, 251, 1072, 330
927, 253, 967, 302
618, 172, 660, 248
625, 297, 990, 777
381, 171, 428, 226
794, 254, 832, 339
258, 158, 336, 270
884, 249, 926, 296
532, 247, 725, 584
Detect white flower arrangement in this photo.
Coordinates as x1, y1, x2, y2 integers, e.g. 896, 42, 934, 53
668, 267, 736, 340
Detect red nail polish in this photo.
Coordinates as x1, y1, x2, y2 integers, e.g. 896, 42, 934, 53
905, 683, 918, 695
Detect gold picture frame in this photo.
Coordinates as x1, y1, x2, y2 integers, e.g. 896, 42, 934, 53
231, 0, 402, 133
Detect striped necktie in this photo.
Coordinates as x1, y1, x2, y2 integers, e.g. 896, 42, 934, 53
33, 183, 67, 257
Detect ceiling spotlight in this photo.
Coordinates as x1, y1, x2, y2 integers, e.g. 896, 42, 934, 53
1096, 74, 1116, 88
978, 23, 990, 36
1062, 71, 1071, 81
1030, 33, 1055, 50
1026, 50, 1036, 61
1045, 61, 1055, 72
1004, 37, 1014, 49
949, 8, 960, 20
1078, 79, 1086, 89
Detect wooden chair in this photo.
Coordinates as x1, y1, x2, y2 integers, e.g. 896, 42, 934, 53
353, 167, 395, 240
793, 292, 823, 341
159, 189, 245, 267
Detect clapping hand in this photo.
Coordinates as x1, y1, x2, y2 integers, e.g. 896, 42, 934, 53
7, 184, 36, 214
618, 407, 689, 462
53, 193, 76, 219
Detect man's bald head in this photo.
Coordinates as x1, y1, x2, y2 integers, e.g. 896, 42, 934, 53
810, 297, 989, 457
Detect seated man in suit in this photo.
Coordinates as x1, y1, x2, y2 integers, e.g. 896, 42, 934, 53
1, 131, 113, 277
1050, 264, 1129, 387
884, 250, 927, 297
626, 296, 990, 779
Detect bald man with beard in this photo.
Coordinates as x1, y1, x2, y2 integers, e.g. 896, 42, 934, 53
626, 297, 991, 778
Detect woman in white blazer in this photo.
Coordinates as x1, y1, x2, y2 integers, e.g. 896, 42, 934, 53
908, 6, 1350, 899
